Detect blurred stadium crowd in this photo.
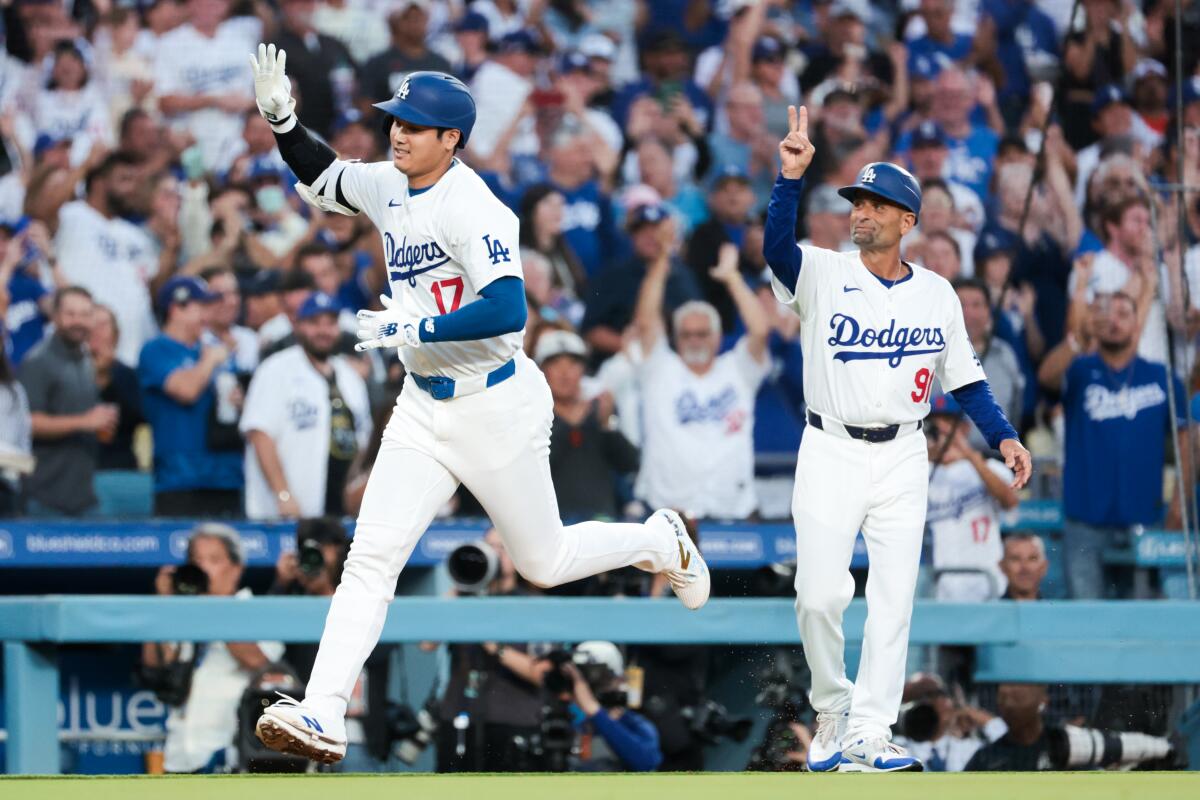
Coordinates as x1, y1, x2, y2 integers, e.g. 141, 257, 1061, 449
0, 0, 1198, 776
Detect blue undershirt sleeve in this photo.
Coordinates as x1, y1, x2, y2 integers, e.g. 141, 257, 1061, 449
417, 276, 527, 343
950, 380, 1019, 451
762, 174, 805, 291
588, 710, 663, 772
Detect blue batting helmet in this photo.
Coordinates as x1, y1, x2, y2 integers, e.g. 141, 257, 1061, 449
838, 162, 922, 219
373, 71, 476, 148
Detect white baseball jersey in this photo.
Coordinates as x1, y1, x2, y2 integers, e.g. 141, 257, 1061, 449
926, 458, 1012, 602
55, 200, 158, 366
239, 345, 371, 519
771, 246, 985, 427
153, 17, 262, 172
316, 157, 524, 380
635, 337, 770, 518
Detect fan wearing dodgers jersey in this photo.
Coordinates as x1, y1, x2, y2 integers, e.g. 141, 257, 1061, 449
245, 45, 710, 764
762, 105, 1032, 774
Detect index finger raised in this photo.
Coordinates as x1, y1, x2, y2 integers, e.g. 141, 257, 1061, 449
787, 105, 798, 134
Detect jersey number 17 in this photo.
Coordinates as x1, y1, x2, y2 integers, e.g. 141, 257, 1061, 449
430, 277, 464, 314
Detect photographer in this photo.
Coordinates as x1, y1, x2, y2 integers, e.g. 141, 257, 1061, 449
559, 642, 663, 772
893, 672, 1006, 772
271, 517, 392, 772
965, 684, 1177, 771
433, 530, 552, 772
141, 523, 283, 773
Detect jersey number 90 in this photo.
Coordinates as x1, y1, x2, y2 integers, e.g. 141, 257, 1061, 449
911, 368, 933, 403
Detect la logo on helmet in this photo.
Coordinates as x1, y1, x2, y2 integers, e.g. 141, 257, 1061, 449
398, 78, 411, 100
861, 166, 877, 184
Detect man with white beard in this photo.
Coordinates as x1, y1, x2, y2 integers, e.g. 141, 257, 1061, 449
629, 239, 770, 519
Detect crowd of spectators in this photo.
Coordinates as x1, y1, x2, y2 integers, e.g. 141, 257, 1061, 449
0, 0, 1198, 601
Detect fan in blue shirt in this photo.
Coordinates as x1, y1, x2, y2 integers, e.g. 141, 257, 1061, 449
1040, 291, 1189, 598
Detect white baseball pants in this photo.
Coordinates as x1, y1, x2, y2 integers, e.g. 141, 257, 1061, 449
304, 353, 677, 719
791, 421, 928, 742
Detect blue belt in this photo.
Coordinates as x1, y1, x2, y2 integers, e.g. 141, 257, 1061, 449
411, 358, 516, 401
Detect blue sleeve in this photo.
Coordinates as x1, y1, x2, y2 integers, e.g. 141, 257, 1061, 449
950, 380, 1019, 450
418, 276, 527, 343
762, 174, 804, 291
137, 340, 176, 392
981, 0, 1023, 34
589, 710, 662, 772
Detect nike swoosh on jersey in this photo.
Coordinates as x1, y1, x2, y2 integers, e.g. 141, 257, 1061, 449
388, 199, 402, 207
843, 286, 862, 293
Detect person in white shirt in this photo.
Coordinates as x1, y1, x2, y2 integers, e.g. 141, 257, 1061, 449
54, 153, 158, 366
153, 0, 262, 172
924, 394, 1018, 602
20, 41, 113, 167
631, 234, 770, 519
466, 29, 541, 161
142, 524, 284, 773
892, 672, 1008, 772
240, 291, 370, 519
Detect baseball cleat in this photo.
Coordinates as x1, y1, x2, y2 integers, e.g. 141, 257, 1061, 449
255, 693, 347, 764
806, 710, 850, 772
839, 736, 924, 772
653, 508, 710, 610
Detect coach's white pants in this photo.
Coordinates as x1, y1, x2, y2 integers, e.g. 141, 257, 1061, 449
304, 353, 677, 719
791, 422, 927, 742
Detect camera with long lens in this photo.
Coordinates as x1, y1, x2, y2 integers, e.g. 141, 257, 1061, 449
682, 699, 753, 745
171, 563, 209, 596
446, 540, 499, 594
1047, 725, 1180, 770
297, 538, 327, 578
895, 699, 942, 743
389, 700, 441, 765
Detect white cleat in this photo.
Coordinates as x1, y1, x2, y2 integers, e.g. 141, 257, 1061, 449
839, 736, 924, 772
805, 710, 850, 772
653, 508, 710, 610
255, 693, 347, 764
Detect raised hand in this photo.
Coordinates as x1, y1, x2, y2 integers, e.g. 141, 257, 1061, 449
249, 43, 296, 125
779, 105, 815, 180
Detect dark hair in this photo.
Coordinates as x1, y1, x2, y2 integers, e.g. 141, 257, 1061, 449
47, 40, 88, 91
295, 242, 335, 267
1101, 193, 1150, 237
119, 107, 151, 142
52, 285, 93, 314
518, 183, 562, 248
919, 177, 952, 201
925, 229, 961, 261
279, 268, 317, 293
84, 152, 140, 196
952, 276, 991, 305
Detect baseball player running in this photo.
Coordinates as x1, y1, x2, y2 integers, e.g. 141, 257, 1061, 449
247, 45, 708, 763
763, 106, 1031, 773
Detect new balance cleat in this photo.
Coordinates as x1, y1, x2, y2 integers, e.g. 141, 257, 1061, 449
654, 508, 710, 610
255, 693, 347, 764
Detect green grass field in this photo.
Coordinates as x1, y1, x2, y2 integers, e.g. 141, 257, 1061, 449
1, 772, 1198, 800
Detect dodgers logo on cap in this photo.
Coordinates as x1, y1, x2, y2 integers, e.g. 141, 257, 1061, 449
398, 78, 411, 100
861, 166, 877, 184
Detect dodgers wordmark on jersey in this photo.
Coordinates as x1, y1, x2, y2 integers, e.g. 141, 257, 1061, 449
313, 158, 523, 381
771, 245, 985, 427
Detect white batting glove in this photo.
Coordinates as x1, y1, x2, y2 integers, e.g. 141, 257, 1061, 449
249, 43, 296, 129
355, 294, 423, 352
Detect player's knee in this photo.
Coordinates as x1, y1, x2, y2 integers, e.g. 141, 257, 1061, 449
511, 555, 560, 589
795, 582, 850, 617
